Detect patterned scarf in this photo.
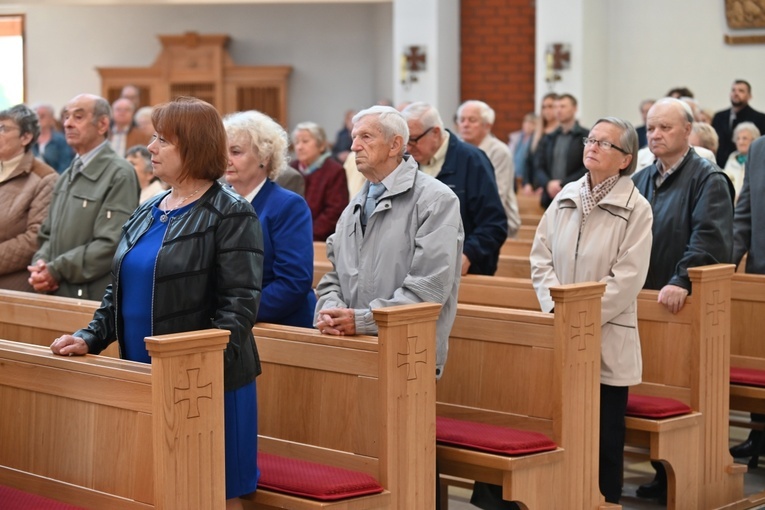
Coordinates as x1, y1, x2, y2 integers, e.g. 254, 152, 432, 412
580, 173, 620, 222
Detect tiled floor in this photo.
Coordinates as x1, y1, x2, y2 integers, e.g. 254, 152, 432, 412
446, 416, 765, 509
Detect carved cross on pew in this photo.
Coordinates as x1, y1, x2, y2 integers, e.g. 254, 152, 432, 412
174, 368, 212, 418
397, 336, 427, 380
404, 46, 427, 72
705, 289, 726, 326
571, 311, 595, 351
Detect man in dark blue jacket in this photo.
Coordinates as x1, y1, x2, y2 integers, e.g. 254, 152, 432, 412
401, 102, 507, 276
633, 97, 734, 503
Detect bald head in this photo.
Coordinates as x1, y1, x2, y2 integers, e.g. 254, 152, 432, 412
646, 98, 693, 167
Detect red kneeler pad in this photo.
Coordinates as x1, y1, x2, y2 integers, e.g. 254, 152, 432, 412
0, 485, 86, 510
626, 394, 693, 419
257, 452, 384, 501
436, 416, 557, 455
731, 366, 765, 388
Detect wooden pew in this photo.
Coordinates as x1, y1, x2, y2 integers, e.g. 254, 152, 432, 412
438, 282, 614, 509
500, 238, 532, 257
516, 192, 544, 218
248, 303, 439, 509
0, 328, 230, 510
729, 273, 765, 469
0, 290, 118, 357
0, 290, 440, 509
313, 243, 531, 282
455, 266, 747, 509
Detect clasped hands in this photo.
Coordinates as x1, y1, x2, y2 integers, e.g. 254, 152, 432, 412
27, 260, 60, 293
316, 308, 356, 336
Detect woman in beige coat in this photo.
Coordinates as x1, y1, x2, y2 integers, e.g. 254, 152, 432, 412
531, 117, 653, 505
0, 104, 57, 291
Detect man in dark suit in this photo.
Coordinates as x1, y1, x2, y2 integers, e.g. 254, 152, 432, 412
532, 93, 590, 208
712, 80, 765, 167
402, 101, 507, 276
728, 134, 765, 458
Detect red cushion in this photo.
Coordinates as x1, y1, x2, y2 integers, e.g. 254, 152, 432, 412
257, 452, 384, 501
731, 366, 765, 387
626, 394, 692, 418
0, 485, 86, 510
436, 416, 557, 455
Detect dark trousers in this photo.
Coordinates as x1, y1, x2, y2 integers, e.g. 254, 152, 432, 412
600, 384, 629, 503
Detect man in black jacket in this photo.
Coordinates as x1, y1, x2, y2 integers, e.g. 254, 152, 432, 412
712, 80, 765, 167
532, 93, 589, 208
633, 97, 734, 502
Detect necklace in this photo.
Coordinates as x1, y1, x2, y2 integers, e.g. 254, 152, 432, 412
159, 184, 205, 223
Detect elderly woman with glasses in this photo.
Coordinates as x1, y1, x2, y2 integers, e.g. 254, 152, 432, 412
289, 121, 348, 240
0, 104, 58, 291
530, 118, 653, 505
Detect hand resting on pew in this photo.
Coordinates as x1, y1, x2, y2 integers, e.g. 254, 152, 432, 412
316, 308, 355, 335
657, 284, 689, 314
50, 334, 88, 356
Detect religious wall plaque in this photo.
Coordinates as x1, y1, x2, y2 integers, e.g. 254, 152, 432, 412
726, 0, 765, 28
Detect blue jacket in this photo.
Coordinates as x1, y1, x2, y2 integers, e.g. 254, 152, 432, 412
438, 131, 507, 275
32, 131, 75, 174
252, 179, 316, 327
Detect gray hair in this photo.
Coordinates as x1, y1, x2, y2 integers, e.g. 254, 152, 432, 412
457, 100, 495, 126
691, 122, 719, 153
225, 110, 290, 180
126, 145, 153, 174
291, 121, 327, 151
592, 117, 639, 176
92, 96, 112, 124
352, 105, 409, 155
0, 104, 40, 152
401, 101, 445, 131
733, 121, 761, 142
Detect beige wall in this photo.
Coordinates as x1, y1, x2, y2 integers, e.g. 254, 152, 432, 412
1, 2, 392, 140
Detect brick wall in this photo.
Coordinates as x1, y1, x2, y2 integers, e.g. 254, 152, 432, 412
460, 0, 536, 142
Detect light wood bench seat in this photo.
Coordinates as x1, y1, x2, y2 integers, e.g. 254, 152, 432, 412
438, 282, 616, 509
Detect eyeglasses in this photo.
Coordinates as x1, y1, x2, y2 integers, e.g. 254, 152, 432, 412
582, 137, 627, 154
0, 124, 20, 134
407, 126, 434, 146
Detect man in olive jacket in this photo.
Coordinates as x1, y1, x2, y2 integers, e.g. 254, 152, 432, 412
29, 94, 139, 299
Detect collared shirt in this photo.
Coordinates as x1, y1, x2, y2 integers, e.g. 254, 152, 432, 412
419, 131, 450, 177
78, 139, 110, 169
0, 151, 24, 183
580, 172, 620, 221
654, 147, 691, 188
242, 178, 268, 203
110, 127, 129, 158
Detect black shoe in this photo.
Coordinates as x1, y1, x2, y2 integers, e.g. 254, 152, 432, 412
730, 438, 760, 458
636, 479, 667, 500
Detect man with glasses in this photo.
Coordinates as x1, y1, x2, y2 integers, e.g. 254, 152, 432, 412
402, 102, 507, 276
532, 93, 589, 208
632, 97, 734, 503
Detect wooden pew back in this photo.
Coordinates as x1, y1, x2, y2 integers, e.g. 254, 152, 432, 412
0, 329, 229, 510
438, 282, 608, 509
253, 303, 440, 509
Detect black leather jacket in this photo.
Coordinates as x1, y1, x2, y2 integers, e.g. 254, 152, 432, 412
632, 148, 734, 292
76, 183, 265, 391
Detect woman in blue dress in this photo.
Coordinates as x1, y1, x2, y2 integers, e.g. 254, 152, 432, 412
223, 110, 316, 328
50, 97, 264, 510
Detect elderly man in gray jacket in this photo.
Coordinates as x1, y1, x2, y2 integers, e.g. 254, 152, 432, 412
315, 105, 464, 379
